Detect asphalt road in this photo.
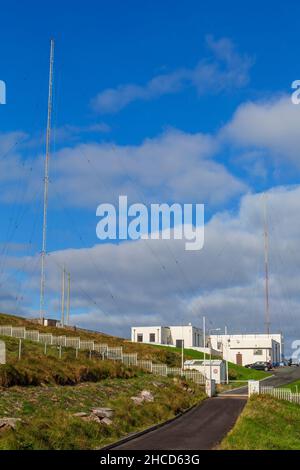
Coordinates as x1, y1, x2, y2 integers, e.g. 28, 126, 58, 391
111, 367, 300, 450
113, 397, 247, 450
221, 366, 300, 396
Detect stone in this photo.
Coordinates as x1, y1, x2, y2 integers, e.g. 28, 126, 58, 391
140, 390, 154, 402
91, 408, 114, 418
131, 390, 154, 405
0, 418, 21, 432
152, 381, 165, 388
130, 396, 144, 405
73, 412, 88, 418
101, 417, 113, 426
82, 414, 101, 423
0, 341, 6, 365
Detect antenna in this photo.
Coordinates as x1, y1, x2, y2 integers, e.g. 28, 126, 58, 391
61, 266, 65, 327
39, 39, 55, 323
66, 272, 70, 326
263, 192, 270, 335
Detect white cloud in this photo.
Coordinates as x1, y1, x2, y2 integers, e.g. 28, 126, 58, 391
3, 185, 299, 352
223, 94, 300, 167
91, 36, 253, 113
0, 128, 244, 209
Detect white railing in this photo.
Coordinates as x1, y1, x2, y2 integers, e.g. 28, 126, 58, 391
261, 385, 300, 404
0, 324, 205, 386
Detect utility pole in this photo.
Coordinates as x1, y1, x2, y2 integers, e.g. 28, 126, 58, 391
263, 193, 271, 335
203, 316, 206, 379
61, 266, 65, 327
66, 272, 70, 326
39, 39, 55, 323
181, 325, 184, 371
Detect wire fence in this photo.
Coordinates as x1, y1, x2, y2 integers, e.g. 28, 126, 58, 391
0, 325, 205, 386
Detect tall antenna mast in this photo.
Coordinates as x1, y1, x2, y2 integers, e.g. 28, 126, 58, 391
61, 266, 65, 327
39, 39, 55, 323
263, 192, 270, 335
66, 272, 70, 326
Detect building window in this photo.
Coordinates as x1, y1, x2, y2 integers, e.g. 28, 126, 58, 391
137, 334, 143, 342
149, 333, 155, 343
254, 349, 263, 355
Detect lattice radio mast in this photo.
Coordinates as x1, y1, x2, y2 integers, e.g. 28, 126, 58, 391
39, 39, 54, 323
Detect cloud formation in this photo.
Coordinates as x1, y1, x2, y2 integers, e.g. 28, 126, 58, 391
3, 185, 298, 353
91, 36, 253, 113
223, 95, 300, 167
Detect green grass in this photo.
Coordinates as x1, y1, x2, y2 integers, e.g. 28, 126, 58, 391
227, 362, 271, 381
0, 375, 206, 450
221, 394, 300, 450
282, 379, 300, 393
0, 335, 143, 387
0, 311, 271, 390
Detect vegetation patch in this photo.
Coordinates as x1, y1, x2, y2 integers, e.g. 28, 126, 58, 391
0, 376, 205, 450
220, 394, 300, 450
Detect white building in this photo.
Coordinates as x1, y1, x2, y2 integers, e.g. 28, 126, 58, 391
184, 359, 226, 384
209, 333, 283, 366
131, 323, 203, 348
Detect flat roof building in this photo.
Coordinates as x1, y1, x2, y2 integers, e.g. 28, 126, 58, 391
209, 333, 283, 366
131, 323, 203, 349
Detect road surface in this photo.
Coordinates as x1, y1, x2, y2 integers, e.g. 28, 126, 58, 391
110, 367, 300, 450
113, 397, 246, 450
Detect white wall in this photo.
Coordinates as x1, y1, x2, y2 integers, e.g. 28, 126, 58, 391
184, 360, 226, 384
131, 326, 168, 344
131, 324, 203, 348
209, 333, 282, 365
169, 325, 203, 348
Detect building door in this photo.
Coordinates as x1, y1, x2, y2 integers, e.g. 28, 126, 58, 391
236, 353, 243, 365
176, 339, 184, 348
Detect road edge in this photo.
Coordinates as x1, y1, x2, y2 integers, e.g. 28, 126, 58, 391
98, 400, 205, 450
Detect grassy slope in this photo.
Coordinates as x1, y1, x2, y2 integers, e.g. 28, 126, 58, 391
0, 312, 270, 381
221, 395, 300, 450
0, 313, 206, 449
282, 379, 300, 392
0, 335, 144, 387
0, 376, 206, 450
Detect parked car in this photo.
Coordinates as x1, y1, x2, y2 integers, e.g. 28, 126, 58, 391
288, 358, 300, 367
245, 361, 273, 371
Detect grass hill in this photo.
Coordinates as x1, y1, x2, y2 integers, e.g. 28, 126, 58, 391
0, 312, 270, 385
0, 312, 207, 449
220, 394, 300, 450
0, 312, 271, 449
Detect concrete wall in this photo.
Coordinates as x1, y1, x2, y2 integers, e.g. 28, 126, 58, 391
184, 360, 226, 384
131, 326, 171, 344
209, 333, 282, 366
131, 324, 203, 348
169, 325, 203, 348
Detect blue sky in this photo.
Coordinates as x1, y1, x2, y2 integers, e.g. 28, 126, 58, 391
1, 1, 300, 351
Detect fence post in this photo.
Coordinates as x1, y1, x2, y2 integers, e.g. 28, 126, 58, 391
18, 339, 22, 360
248, 380, 260, 397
